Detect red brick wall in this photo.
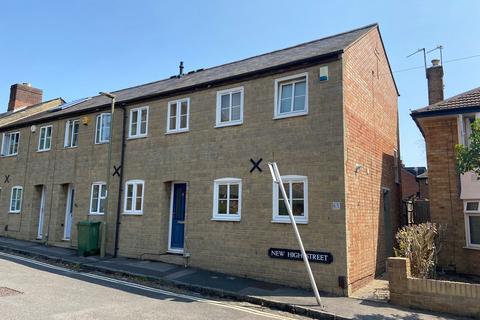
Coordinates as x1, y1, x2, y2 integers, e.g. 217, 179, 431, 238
421, 117, 480, 276
343, 27, 401, 293
401, 168, 419, 199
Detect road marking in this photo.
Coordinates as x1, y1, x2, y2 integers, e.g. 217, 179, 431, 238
0, 251, 297, 320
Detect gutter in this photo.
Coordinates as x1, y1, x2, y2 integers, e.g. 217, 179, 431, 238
411, 105, 480, 138
0, 51, 342, 132
113, 104, 127, 258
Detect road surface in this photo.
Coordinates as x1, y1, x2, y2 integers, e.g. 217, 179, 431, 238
0, 251, 308, 319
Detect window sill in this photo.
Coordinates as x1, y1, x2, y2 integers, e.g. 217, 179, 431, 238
127, 135, 148, 140
37, 149, 51, 153
214, 121, 243, 128
165, 129, 189, 135
9, 211, 21, 214
94, 141, 110, 145
211, 215, 241, 222
273, 111, 308, 120
122, 212, 143, 216
2, 154, 18, 158
463, 245, 480, 251
64, 146, 78, 149
271, 218, 308, 224
88, 213, 104, 216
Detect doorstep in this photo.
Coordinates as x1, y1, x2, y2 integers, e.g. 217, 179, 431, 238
0, 236, 467, 320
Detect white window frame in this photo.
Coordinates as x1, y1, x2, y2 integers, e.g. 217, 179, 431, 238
1, 131, 20, 156
464, 200, 480, 249
274, 73, 308, 119
458, 113, 480, 146
215, 87, 244, 127
166, 98, 190, 134
272, 175, 308, 224
129, 106, 149, 138
212, 178, 242, 221
9, 186, 23, 213
95, 113, 111, 144
38, 125, 53, 152
64, 120, 79, 148
90, 182, 107, 215
123, 180, 145, 215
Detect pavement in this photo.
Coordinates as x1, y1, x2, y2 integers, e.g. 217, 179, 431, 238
0, 236, 465, 320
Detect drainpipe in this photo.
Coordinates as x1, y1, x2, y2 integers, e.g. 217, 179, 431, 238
113, 105, 127, 258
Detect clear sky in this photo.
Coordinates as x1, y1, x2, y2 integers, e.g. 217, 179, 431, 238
1, 1, 479, 167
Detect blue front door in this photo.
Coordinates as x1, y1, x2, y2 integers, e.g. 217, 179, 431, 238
170, 183, 186, 251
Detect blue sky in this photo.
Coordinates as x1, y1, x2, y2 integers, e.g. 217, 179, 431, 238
1, 1, 479, 166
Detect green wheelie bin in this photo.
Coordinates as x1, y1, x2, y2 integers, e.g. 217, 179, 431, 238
77, 221, 101, 256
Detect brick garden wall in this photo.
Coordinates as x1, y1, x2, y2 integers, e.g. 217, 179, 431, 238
388, 257, 480, 318
343, 27, 401, 293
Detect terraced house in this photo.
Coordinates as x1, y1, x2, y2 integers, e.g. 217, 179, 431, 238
0, 24, 400, 296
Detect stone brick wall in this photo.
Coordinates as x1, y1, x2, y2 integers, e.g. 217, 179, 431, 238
343, 27, 401, 293
388, 257, 480, 318
420, 116, 480, 275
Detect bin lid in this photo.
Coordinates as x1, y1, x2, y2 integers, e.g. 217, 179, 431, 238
77, 221, 101, 226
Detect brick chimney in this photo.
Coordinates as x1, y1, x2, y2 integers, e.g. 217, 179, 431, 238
426, 59, 444, 105
8, 83, 43, 112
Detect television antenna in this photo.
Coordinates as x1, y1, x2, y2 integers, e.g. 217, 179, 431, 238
407, 48, 427, 78
427, 45, 444, 65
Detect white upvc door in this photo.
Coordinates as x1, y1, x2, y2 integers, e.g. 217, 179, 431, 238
37, 186, 46, 239
63, 185, 74, 240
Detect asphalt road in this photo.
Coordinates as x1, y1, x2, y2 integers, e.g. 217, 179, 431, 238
0, 252, 308, 320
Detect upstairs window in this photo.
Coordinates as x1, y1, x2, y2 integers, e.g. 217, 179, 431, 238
10, 186, 23, 213
2, 132, 20, 156
95, 113, 111, 144
38, 126, 52, 151
465, 200, 480, 249
394, 149, 400, 184
212, 178, 242, 221
459, 114, 479, 146
275, 73, 308, 118
90, 182, 107, 214
216, 87, 243, 127
124, 180, 144, 214
129, 106, 148, 138
167, 98, 189, 133
272, 175, 308, 223
64, 120, 79, 148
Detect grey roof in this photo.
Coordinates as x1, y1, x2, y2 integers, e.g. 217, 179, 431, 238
3, 23, 378, 129
412, 86, 480, 116
416, 171, 428, 179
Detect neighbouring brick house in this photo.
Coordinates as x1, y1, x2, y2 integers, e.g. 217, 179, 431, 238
0, 24, 400, 295
411, 60, 480, 276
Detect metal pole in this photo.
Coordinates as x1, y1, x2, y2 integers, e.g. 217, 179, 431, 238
267, 162, 323, 308
99, 92, 116, 258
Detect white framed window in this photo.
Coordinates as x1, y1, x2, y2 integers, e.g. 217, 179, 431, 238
38, 125, 52, 151
212, 178, 242, 221
95, 113, 111, 144
465, 200, 480, 249
9, 186, 23, 213
64, 120, 79, 148
90, 182, 107, 215
458, 113, 480, 146
167, 98, 189, 133
129, 106, 149, 138
274, 73, 308, 119
1, 132, 20, 156
216, 87, 244, 127
124, 180, 144, 214
272, 175, 308, 223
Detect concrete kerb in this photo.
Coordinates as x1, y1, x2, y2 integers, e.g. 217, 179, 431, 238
0, 244, 344, 320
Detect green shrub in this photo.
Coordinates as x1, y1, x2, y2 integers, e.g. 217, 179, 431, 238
394, 223, 444, 278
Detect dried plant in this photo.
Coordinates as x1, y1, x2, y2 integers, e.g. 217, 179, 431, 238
394, 223, 444, 278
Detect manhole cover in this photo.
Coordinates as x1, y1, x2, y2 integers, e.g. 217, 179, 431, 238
0, 287, 22, 297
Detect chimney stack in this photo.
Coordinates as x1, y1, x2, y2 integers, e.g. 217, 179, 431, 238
8, 83, 43, 112
426, 59, 444, 105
